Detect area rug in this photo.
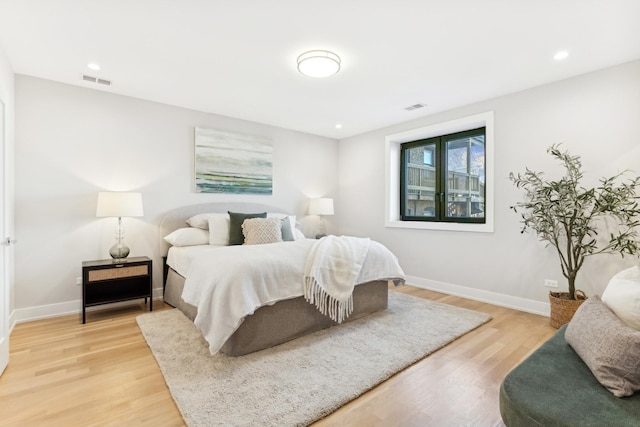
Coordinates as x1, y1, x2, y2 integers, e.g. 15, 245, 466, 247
136, 291, 491, 427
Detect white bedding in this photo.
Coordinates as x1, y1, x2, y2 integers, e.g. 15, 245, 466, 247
172, 238, 405, 355
166, 245, 209, 277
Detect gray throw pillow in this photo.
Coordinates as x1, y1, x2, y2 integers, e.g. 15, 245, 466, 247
281, 217, 295, 241
565, 295, 640, 397
228, 211, 266, 245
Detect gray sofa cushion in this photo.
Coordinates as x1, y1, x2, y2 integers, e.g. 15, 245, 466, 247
565, 295, 640, 397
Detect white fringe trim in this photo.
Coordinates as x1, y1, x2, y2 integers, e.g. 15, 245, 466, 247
304, 276, 353, 324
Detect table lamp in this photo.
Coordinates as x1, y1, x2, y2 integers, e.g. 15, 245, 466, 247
96, 191, 144, 259
309, 198, 334, 238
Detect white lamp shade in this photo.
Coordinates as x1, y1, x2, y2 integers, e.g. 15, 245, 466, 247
309, 198, 334, 216
96, 192, 144, 218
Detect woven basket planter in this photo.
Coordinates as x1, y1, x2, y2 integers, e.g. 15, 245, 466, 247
549, 290, 587, 328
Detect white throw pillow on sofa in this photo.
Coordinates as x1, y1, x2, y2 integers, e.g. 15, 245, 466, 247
602, 266, 640, 331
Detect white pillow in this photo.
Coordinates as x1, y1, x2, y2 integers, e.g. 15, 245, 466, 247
186, 212, 229, 230
602, 266, 640, 331
293, 228, 306, 240
207, 215, 231, 246
186, 213, 212, 229
164, 228, 209, 247
242, 218, 283, 245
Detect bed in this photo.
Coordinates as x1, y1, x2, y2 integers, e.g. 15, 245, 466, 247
160, 202, 405, 356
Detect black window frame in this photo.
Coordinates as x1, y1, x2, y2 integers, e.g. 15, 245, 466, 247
400, 127, 486, 224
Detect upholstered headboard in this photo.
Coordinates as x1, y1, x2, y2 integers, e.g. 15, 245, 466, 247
158, 202, 294, 255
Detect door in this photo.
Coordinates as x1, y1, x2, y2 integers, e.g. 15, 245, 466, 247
0, 97, 7, 375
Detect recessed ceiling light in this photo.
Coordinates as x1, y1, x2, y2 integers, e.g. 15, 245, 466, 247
335, 124, 342, 129
554, 51, 569, 61
297, 50, 341, 78
87, 62, 101, 71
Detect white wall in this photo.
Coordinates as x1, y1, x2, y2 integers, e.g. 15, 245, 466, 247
14, 76, 338, 320
12, 60, 640, 320
338, 60, 640, 314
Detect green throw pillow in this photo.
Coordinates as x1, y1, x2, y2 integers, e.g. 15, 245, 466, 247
228, 211, 266, 245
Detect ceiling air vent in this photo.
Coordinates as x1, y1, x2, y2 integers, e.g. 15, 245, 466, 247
81, 74, 112, 86
404, 103, 427, 111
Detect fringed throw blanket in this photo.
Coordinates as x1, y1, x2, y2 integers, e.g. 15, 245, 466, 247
303, 235, 370, 323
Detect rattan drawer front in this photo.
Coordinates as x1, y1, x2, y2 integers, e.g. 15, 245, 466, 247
88, 265, 148, 282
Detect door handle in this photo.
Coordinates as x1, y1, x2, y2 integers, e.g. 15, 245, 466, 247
2, 237, 16, 246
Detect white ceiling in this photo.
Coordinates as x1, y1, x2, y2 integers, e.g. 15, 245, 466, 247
1, 0, 639, 139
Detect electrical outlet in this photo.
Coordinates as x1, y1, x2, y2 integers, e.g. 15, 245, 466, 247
76, 277, 82, 286
544, 279, 558, 288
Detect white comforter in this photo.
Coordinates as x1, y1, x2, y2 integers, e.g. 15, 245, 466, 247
180, 238, 405, 354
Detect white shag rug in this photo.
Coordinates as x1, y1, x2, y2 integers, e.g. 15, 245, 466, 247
136, 291, 491, 427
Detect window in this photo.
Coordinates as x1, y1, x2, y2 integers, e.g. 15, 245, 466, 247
385, 111, 493, 233
400, 128, 486, 223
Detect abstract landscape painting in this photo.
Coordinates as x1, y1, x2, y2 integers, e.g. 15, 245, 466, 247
194, 127, 273, 194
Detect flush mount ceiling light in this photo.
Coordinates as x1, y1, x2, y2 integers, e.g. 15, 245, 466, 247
297, 50, 341, 78
87, 62, 101, 71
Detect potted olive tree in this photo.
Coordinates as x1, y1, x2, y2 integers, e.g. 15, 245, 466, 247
509, 144, 640, 328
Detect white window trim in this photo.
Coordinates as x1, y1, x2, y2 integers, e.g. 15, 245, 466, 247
385, 111, 494, 233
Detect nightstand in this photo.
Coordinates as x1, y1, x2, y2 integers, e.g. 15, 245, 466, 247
82, 256, 152, 323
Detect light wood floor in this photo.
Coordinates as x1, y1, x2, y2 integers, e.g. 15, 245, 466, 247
0, 286, 555, 426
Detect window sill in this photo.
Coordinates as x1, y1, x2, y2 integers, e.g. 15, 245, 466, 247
385, 219, 493, 233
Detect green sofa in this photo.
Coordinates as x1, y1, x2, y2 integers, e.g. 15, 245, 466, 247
499, 325, 640, 426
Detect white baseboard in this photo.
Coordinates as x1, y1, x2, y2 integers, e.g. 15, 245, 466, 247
13, 300, 81, 324
406, 275, 550, 317
11, 287, 165, 325
10, 281, 548, 326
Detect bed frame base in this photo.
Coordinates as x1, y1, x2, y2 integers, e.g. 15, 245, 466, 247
164, 268, 388, 356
